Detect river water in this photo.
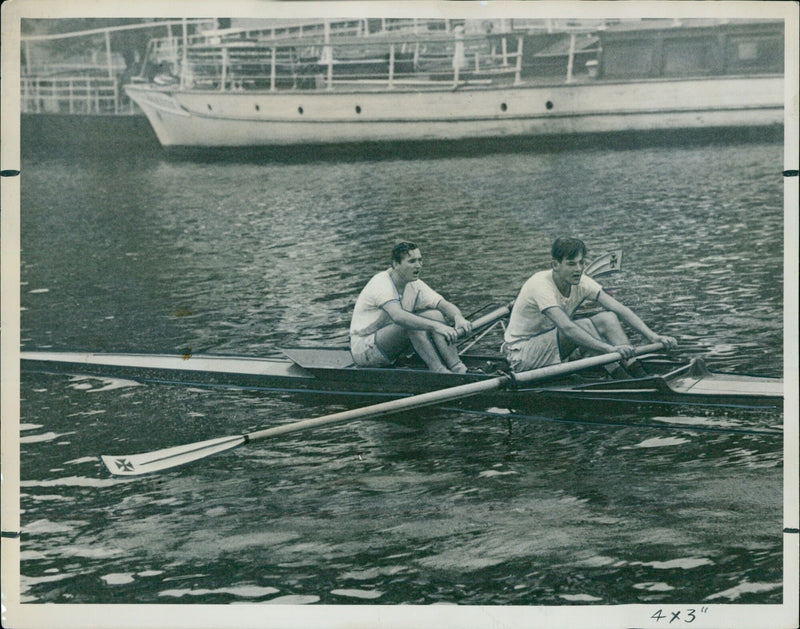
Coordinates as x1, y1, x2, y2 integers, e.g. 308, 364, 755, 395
17, 136, 786, 615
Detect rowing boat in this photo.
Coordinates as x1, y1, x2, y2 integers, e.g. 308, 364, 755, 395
20, 345, 783, 411
17, 247, 783, 477
17, 251, 783, 414
21, 342, 782, 477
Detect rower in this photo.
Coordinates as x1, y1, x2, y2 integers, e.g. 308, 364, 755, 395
502, 237, 677, 378
349, 241, 473, 373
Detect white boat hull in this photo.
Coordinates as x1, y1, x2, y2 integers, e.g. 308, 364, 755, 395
125, 75, 783, 148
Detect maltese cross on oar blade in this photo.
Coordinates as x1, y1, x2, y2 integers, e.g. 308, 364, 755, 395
109, 458, 135, 473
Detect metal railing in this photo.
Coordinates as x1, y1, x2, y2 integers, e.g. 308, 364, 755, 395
19, 18, 612, 116
21, 76, 137, 115
142, 19, 457, 70
21, 19, 216, 77
174, 32, 526, 92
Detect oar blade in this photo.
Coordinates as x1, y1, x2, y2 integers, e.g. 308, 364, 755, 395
585, 249, 623, 277
101, 435, 246, 476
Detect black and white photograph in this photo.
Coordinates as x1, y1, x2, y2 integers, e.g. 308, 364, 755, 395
1, 1, 798, 628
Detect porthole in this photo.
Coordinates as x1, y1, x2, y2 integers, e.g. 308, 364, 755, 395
207, 104, 213, 111
355, 105, 362, 114
545, 101, 554, 110
255, 104, 260, 112
298, 106, 304, 115
500, 102, 508, 112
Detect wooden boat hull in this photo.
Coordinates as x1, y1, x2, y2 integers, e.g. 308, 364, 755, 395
20, 349, 783, 411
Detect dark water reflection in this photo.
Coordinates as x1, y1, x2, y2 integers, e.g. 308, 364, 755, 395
19, 139, 784, 605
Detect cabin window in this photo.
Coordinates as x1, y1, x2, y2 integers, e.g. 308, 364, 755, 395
663, 40, 715, 76
737, 42, 759, 61
725, 35, 783, 73
601, 40, 656, 77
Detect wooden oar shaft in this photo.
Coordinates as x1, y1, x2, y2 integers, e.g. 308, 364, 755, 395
102, 342, 663, 476
244, 377, 507, 443
467, 300, 514, 331
513, 342, 665, 385
243, 342, 664, 444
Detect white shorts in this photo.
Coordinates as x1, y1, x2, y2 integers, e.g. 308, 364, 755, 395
502, 329, 562, 372
350, 333, 394, 367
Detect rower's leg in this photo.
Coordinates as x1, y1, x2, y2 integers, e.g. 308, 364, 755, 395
375, 324, 412, 362
589, 311, 630, 345
571, 317, 630, 379
569, 318, 606, 349
407, 330, 450, 372
587, 312, 646, 377
412, 310, 466, 373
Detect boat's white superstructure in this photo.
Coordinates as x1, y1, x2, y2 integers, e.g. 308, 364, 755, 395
124, 19, 785, 148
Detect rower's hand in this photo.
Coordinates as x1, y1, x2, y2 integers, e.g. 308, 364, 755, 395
435, 323, 460, 344
613, 344, 636, 360
652, 335, 677, 351
453, 315, 473, 337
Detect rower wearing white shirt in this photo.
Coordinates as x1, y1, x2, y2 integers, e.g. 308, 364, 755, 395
350, 242, 472, 373
503, 237, 677, 377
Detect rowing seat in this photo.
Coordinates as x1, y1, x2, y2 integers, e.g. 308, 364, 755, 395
281, 347, 356, 370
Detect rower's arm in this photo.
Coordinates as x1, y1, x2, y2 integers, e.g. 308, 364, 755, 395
544, 306, 616, 354
596, 291, 677, 349
383, 300, 459, 343
437, 299, 473, 335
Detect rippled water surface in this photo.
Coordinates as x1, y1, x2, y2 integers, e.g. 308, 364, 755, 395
18, 137, 785, 609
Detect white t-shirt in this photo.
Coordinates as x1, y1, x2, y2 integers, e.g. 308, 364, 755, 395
504, 270, 603, 343
350, 270, 443, 337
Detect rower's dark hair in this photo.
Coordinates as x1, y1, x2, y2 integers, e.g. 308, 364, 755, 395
392, 241, 418, 264
551, 237, 587, 262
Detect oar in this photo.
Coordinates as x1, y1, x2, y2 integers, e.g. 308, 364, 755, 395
461, 300, 514, 336
101, 342, 663, 476
466, 301, 513, 329
584, 248, 623, 278
391, 300, 512, 358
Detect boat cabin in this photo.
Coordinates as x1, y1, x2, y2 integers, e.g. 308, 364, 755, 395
597, 19, 784, 79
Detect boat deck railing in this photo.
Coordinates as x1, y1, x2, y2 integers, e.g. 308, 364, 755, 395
144, 17, 617, 64
144, 18, 619, 86
21, 76, 138, 115
20, 19, 215, 115
142, 18, 454, 68
169, 32, 527, 92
